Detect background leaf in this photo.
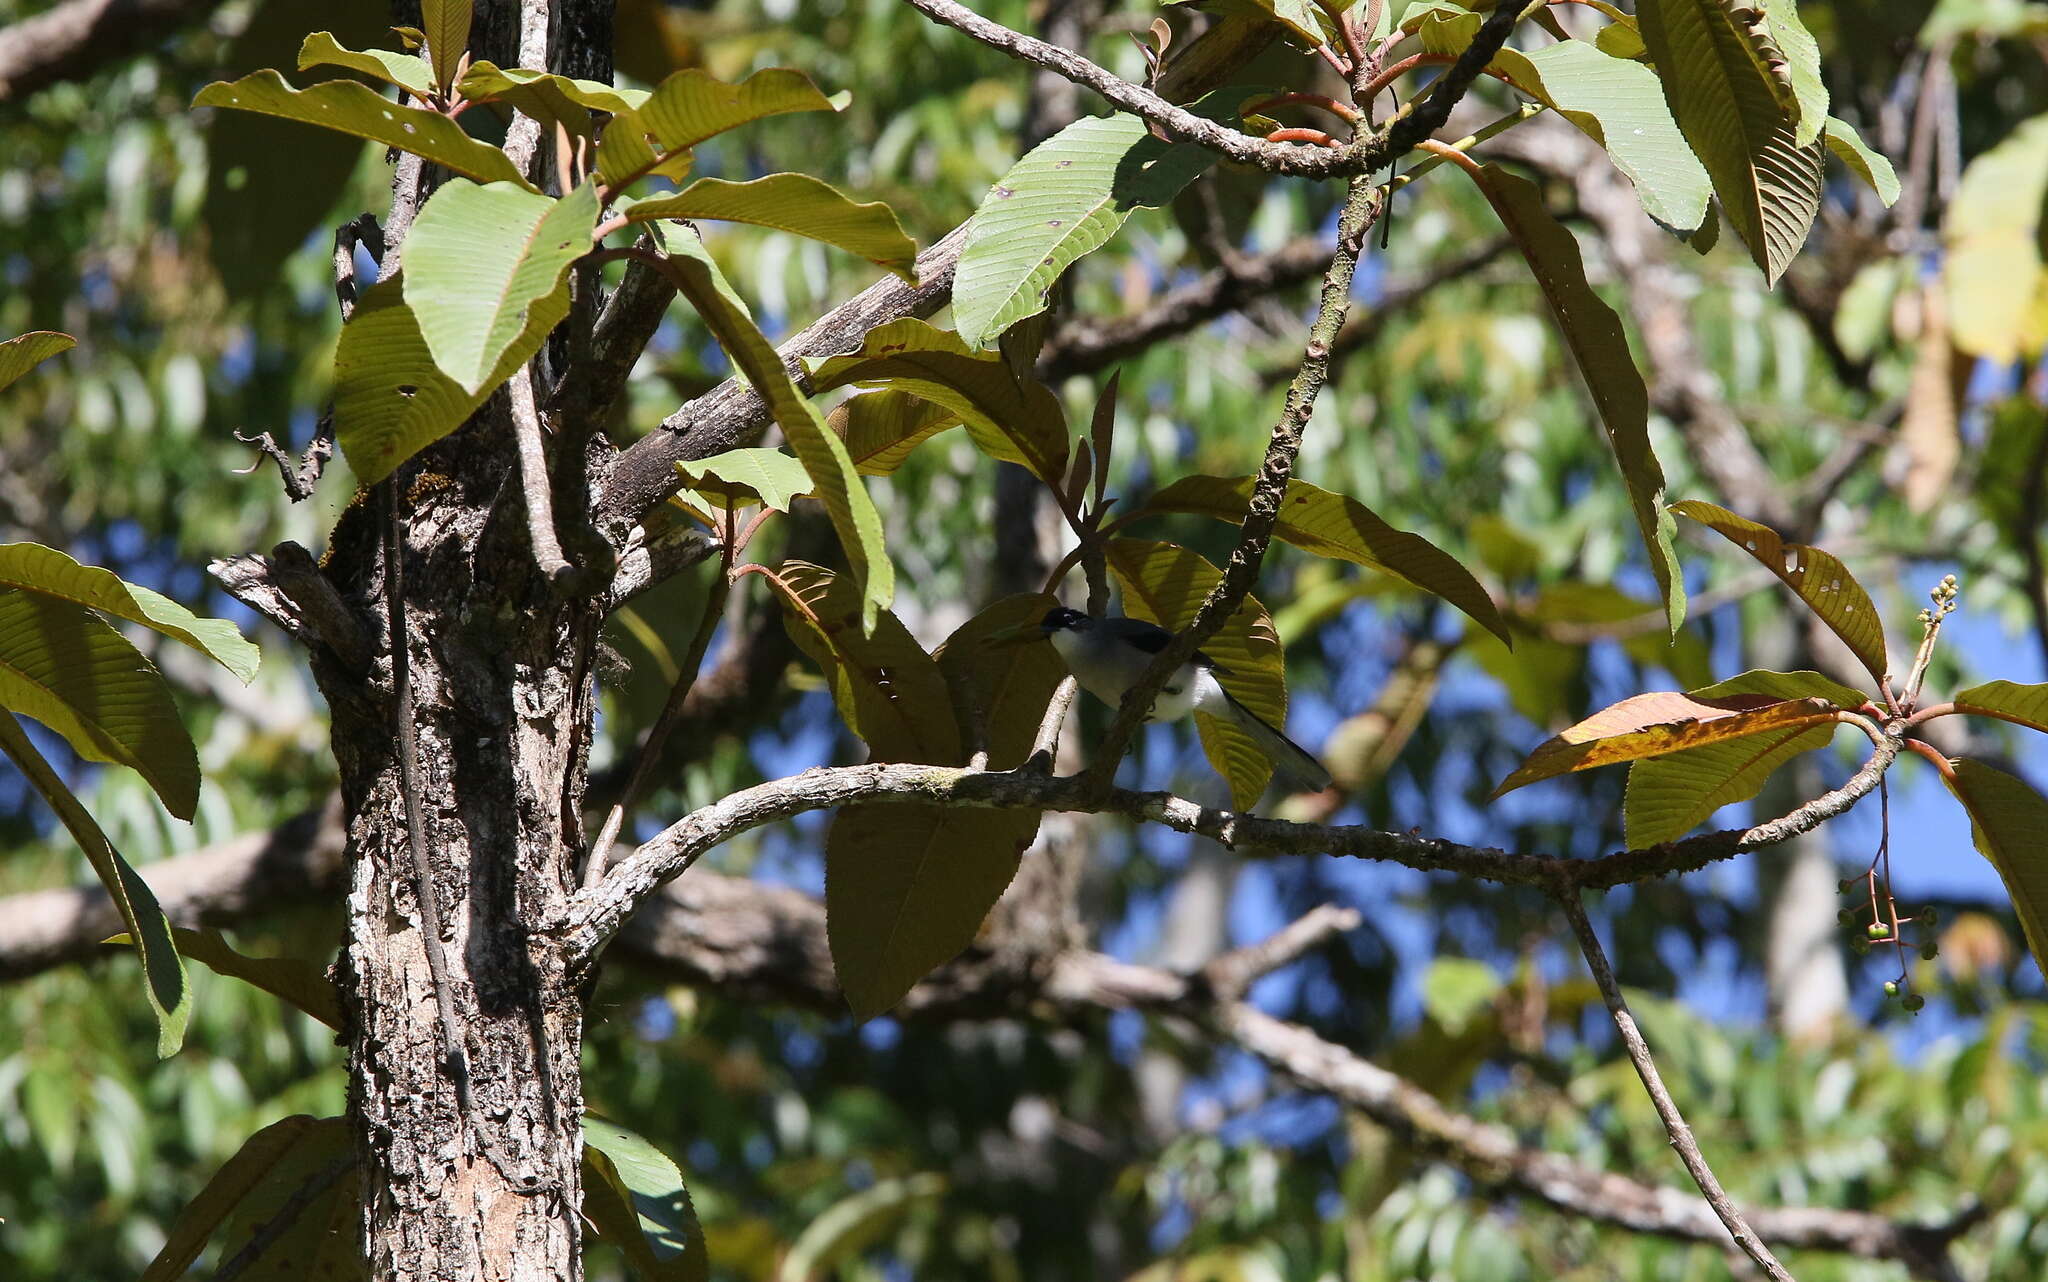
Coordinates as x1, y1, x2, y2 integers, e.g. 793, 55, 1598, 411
139, 1116, 335, 1282
0, 331, 75, 393
1942, 113, 2048, 362
583, 1116, 711, 1282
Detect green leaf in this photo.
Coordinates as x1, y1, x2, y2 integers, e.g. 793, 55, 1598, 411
674, 448, 813, 511
422, 0, 470, 92
0, 590, 199, 819
331, 274, 483, 484
1821, 116, 1901, 206
1637, 0, 1823, 282
0, 710, 188, 1056
1670, 500, 1889, 684
0, 331, 75, 393
595, 66, 847, 190
454, 61, 648, 137
297, 31, 434, 96
1107, 539, 1289, 808
779, 1173, 947, 1282
1492, 686, 1845, 798
1945, 758, 2048, 981
623, 174, 918, 283
0, 542, 259, 682
771, 561, 955, 761
1623, 669, 1863, 845
193, 71, 535, 190
1954, 680, 2048, 733
828, 388, 963, 476
1410, 11, 1710, 231
1139, 474, 1511, 646
164, 928, 342, 1030
642, 239, 893, 629
953, 114, 1214, 348
404, 179, 596, 394
140, 1116, 338, 1282
934, 593, 1066, 768
1943, 113, 2048, 362
1166, 0, 1330, 46
809, 318, 1069, 484
1422, 957, 1502, 1035
215, 1116, 360, 1279
1470, 166, 1684, 633
582, 1116, 711, 1282
827, 803, 1039, 1017
1766, 0, 1827, 147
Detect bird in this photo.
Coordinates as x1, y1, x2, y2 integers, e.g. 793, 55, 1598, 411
1029, 607, 1332, 793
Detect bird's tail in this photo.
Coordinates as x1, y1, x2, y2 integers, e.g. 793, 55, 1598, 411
1215, 688, 1333, 793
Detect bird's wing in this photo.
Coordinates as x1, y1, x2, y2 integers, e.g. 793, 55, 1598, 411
1103, 618, 1226, 671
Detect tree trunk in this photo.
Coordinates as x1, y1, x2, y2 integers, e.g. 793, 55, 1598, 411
305, 4, 615, 1277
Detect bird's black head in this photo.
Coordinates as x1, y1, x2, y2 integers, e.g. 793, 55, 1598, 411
1040, 607, 1090, 634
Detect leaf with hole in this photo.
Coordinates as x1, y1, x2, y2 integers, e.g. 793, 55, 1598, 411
0, 542, 258, 681
0, 331, 75, 393
331, 275, 485, 484
1139, 474, 1511, 645
193, 72, 534, 190
0, 711, 188, 1056
1670, 500, 1889, 684
403, 179, 597, 395
1493, 686, 1847, 799
1106, 539, 1291, 809
595, 67, 846, 190
623, 174, 917, 283
1622, 669, 1863, 845
582, 1116, 711, 1282
953, 114, 1214, 348
1637, 0, 1823, 282
1944, 758, 2048, 982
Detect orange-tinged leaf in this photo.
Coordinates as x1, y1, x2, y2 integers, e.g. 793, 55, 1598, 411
1944, 758, 2048, 981
1492, 689, 1843, 798
769, 562, 953, 763
1954, 680, 2048, 734
1671, 500, 1889, 684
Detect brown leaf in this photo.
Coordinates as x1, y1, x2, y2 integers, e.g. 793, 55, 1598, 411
1492, 690, 1843, 798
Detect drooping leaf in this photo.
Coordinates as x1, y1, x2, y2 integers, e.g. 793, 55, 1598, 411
808, 318, 1069, 483
1410, 10, 1710, 230
643, 241, 892, 629
297, 30, 434, 96
0, 331, 75, 393
778, 1173, 948, 1282
1942, 113, 2048, 362
0, 590, 199, 819
674, 449, 813, 511
193, 72, 534, 190
770, 561, 954, 761
1089, 370, 1119, 508
1670, 500, 1890, 684
215, 1115, 360, 1279
582, 1116, 711, 1282
1637, 0, 1824, 282
1139, 474, 1511, 645
0, 710, 188, 1056
934, 593, 1065, 767
1822, 116, 1901, 206
140, 1116, 338, 1282
1622, 669, 1864, 845
403, 179, 597, 394
1954, 680, 2048, 733
1468, 166, 1684, 632
952, 113, 1215, 347
421, 0, 470, 92
1106, 539, 1290, 808
0, 542, 259, 681
1492, 687, 1846, 799
1945, 758, 2048, 980
595, 67, 847, 190
331, 274, 484, 484
828, 388, 963, 476
161, 928, 342, 1030
1165, 0, 1330, 46
826, 803, 1040, 1017
1765, 0, 1827, 147
454, 61, 648, 136
623, 174, 917, 282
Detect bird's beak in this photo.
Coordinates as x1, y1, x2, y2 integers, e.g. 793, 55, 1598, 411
984, 623, 1044, 648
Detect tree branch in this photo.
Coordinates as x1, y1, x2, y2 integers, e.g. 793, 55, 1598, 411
0, 0, 223, 102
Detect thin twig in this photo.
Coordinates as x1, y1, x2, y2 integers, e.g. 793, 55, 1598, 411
1557, 889, 1796, 1282
509, 363, 579, 589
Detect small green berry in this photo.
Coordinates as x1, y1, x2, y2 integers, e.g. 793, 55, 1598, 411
1883, 980, 1900, 996
1868, 922, 1891, 939
1903, 994, 1926, 1012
